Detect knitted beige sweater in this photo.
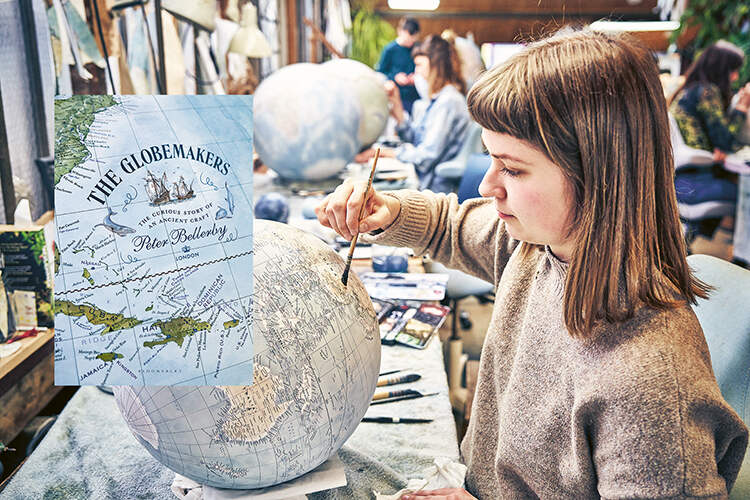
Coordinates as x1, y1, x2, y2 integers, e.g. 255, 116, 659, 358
367, 190, 748, 499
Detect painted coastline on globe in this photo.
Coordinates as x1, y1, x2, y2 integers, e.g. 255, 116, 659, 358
113, 220, 381, 489
54, 95, 254, 386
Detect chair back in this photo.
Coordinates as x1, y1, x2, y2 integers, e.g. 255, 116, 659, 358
457, 153, 491, 203
687, 254, 750, 498
434, 121, 484, 180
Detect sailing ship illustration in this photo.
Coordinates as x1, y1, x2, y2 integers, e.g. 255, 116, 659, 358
144, 171, 195, 205
171, 176, 195, 201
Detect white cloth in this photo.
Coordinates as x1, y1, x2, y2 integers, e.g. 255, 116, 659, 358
325, 0, 351, 56
373, 457, 467, 500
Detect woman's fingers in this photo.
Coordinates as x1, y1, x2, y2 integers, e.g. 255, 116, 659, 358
314, 180, 375, 240
314, 195, 332, 228
331, 183, 355, 240
400, 488, 476, 500
359, 201, 390, 233
345, 182, 372, 236
315, 180, 397, 239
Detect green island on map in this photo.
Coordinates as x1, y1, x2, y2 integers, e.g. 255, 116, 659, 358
54, 95, 118, 185
54, 243, 60, 275
223, 319, 239, 329
82, 268, 94, 285
55, 299, 143, 334
73, 246, 95, 258
144, 317, 211, 348
96, 352, 124, 362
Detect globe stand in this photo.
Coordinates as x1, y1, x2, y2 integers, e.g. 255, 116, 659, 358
172, 454, 347, 498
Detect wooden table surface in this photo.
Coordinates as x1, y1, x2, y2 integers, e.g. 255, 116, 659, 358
0, 329, 60, 445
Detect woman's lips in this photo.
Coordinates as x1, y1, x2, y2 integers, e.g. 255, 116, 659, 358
497, 211, 514, 220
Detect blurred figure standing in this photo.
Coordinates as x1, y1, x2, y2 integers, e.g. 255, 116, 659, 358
377, 17, 421, 115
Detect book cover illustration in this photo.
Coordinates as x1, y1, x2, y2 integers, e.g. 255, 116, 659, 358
54, 95, 253, 386
0, 228, 54, 329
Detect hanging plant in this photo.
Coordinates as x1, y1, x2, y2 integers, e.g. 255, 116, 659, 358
672, 1, 750, 85
349, 1, 396, 69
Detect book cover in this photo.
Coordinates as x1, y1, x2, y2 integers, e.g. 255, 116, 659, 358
54, 95, 254, 386
0, 227, 54, 329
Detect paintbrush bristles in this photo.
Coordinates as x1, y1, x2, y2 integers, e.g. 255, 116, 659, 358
341, 148, 381, 286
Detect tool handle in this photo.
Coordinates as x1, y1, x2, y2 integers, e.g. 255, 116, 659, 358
370, 393, 422, 405
342, 148, 381, 286
376, 373, 421, 387
372, 388, 417, 401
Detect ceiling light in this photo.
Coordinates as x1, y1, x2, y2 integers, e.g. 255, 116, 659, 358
589, 20, 680, 32
387, 0, 440, 11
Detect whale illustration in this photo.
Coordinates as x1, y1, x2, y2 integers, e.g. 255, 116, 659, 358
215, 182, 235, 220
95, 207, 136, 237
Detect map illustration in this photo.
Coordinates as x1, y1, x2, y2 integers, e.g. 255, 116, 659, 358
54, 95, 254, 386
112, 220, 381, 489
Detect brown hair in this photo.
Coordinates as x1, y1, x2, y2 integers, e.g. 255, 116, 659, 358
467, 28, 709, 338
669, 40, 744, 109
398, 17, 420, 36
412, 35, 466, 95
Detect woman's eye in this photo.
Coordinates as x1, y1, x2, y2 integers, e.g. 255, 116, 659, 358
500, 167, 520, 177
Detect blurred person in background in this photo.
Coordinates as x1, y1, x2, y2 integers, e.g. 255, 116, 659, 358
669, 40, 750, 248
377, 17, 421, 115
360, 35, 470, 193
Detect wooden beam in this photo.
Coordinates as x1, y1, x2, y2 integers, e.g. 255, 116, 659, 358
303, 17, 345, 59
285, 0, 299, 64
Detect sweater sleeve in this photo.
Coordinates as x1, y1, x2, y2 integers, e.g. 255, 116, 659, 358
395, 115, 417, 144
581, 308, 748, 499
363, 190, 519, 285
696, 85, 747, 153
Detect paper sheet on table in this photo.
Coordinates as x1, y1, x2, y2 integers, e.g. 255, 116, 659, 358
171, 455, 347, 500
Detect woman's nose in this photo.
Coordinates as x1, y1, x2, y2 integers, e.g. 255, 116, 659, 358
478, 165, 506, 199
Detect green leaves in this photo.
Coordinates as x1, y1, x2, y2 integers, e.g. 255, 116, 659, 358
673, 0, 750, 85
349, 6, 396, 68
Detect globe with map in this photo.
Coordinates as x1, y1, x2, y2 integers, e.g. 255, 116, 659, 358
112, 220, 381, 489
253, 63, 362, 181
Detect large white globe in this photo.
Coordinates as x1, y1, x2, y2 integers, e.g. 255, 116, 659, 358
321, 59, 389, 147
254, 63, 362, 181
113, 220, 380, 488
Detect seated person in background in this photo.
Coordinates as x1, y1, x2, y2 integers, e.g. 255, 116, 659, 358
668, 41, 750, 240
670, 40, 750, 160
357, 35, 470, 193
376, 17, 421, 115
320, 29, 748, 499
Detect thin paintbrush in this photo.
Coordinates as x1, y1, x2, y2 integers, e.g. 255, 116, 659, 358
342, 147, 380, 286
